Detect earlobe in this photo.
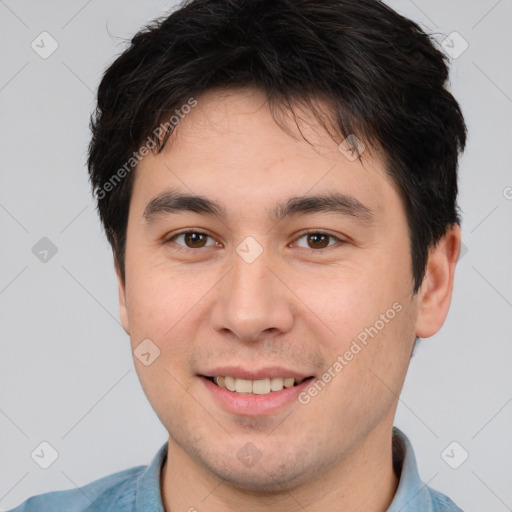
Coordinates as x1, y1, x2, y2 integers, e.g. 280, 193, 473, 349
415, 224, 461, 339
115, 262, 130, 335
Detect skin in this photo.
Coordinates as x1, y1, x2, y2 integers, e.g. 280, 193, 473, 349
116, 87, 461, 512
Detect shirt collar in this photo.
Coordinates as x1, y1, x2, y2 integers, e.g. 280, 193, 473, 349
387, 426, 435, 511
134, 427, 433, 512
135, 441, 167, 512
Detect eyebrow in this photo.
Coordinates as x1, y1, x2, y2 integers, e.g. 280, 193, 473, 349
143, 188, 374, 224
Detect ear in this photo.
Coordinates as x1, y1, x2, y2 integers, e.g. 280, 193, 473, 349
115, 260, 130, 335
415, 224, 461, 338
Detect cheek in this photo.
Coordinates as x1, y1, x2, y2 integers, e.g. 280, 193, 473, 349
310, 262, 414, 394
124, 256, 205, 340
356, 302, 416, 402
302, 262, 402, 342
123, 259, 221, 398
124, 262, 201, 422
315, 304, 415, 447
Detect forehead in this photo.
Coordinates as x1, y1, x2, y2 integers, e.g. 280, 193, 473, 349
130, 87, 400, 222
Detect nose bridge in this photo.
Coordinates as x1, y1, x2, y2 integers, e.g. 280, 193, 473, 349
210, 242, 294, 341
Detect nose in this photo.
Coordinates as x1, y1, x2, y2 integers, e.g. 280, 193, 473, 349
209, 246, 294, 343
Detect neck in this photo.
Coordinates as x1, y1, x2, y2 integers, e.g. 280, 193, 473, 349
161, 423, 399, 512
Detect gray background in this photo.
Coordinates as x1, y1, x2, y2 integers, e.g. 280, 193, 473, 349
0, 0, 511, 510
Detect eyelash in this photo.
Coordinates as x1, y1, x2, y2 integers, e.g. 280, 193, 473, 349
165, 229, 345, 252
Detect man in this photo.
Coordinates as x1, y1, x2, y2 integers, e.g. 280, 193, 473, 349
9, 0, 467, 510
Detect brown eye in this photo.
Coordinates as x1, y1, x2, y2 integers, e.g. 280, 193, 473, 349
168, 231, 217, 249
306, 233, 330, 249
183, 232, 207, 248
293, 232, 341, 250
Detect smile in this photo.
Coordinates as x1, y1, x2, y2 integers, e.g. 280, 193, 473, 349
205, 376, 312, 395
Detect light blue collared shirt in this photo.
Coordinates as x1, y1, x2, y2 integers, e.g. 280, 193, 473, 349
7, 427, 463, 511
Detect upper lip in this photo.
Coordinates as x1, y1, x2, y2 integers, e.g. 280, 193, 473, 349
200, 366, 313, 380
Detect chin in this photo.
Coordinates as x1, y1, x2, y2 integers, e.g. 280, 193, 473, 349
201, 444, 317, 494
214, 465, 309, 494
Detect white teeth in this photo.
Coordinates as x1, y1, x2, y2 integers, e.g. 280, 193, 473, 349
235, 378, 253, 393
252, 378, 271, 395
224, 376, 236, 391
212, 376, 305, 395
270, 377, 284, 391
283, 377, 295, 388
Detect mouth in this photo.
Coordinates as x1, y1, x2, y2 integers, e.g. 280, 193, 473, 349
202, 375, 315, 396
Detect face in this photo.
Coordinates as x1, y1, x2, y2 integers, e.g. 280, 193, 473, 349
117, 88, 450, 492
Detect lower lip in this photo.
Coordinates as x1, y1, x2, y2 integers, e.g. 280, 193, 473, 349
201, 377, 313, 416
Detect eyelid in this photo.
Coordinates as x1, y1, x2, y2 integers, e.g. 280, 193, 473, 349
291, 230, 346, 249
165, 229, 221, 249
164, 229, 346, 250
